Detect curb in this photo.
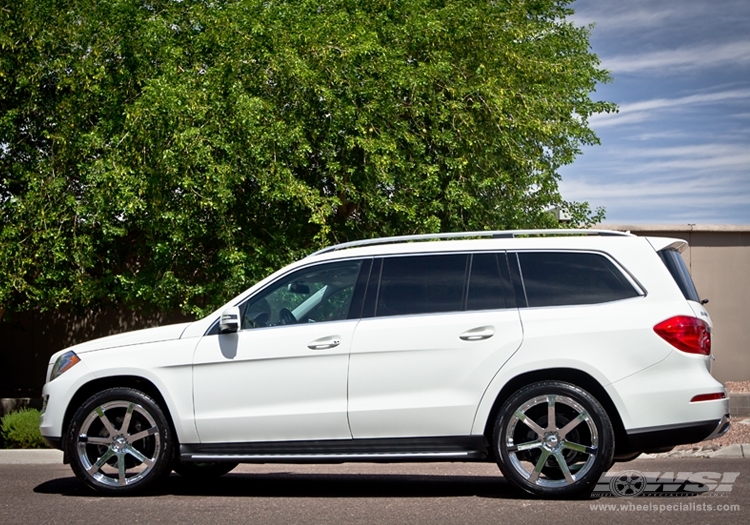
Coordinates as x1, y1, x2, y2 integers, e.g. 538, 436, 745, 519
641, 444, 750, 460
0, 449, 63, 464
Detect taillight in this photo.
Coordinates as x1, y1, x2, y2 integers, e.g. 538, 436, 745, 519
653, 316, 711, 355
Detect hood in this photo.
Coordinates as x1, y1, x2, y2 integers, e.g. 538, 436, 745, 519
66, 322, 193, 355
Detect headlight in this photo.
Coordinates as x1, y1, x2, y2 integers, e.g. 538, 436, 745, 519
50, 351, 81, 381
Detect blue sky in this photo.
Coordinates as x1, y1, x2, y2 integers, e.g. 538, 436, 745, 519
559, 0, 750, 224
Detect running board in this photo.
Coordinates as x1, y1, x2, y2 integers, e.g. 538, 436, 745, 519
180, 436, 490, 464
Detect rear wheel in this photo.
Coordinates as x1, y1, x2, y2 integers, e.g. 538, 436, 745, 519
494, 381, 614, 498
66, 388, 174, 495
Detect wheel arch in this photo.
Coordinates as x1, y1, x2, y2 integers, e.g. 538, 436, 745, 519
61, 375, 179, 458
481, 368, 628, 458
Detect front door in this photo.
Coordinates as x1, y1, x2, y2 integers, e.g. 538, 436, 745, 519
193, 259, 365, 443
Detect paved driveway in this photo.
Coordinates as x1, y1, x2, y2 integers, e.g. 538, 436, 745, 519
1, 457, 747, 525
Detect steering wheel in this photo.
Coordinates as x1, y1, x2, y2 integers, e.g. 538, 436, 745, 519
278, 308, 297, 325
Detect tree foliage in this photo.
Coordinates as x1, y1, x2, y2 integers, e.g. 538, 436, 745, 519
0, 0, 612, 316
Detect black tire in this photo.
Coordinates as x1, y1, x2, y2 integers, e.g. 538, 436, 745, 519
66, 387, 174, 495
173, 461, 239, 479
493, 380, 614, 498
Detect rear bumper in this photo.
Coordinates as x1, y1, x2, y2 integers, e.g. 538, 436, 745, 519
623, 414, 731, 454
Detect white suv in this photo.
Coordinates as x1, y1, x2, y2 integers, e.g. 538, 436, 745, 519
39, 230, 730, 497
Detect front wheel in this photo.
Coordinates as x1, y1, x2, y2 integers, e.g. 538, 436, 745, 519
66, 387, 174, 495
494, 381, 614, 498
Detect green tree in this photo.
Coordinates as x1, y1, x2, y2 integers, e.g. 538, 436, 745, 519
0, 0, 612, 317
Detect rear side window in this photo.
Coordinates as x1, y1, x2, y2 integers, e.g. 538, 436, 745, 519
376, 254, 468, 317
658, 249, 701, 302
516, 252, 640, 307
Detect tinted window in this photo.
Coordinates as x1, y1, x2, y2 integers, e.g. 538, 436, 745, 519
658, 249, 701, 302
376, 254, 467, 317
517, 252, 639, 307
241, 260, 363, 329
467, 253, 511, 310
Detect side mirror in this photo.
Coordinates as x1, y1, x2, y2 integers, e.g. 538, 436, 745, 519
288, 282, 310, 294
219, 307, 241, 334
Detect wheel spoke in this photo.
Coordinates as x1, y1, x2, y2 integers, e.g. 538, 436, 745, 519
118, 454, 127, 486
128, 426, 158, 443
553, 451, 575, 484
509, 440, 543, 453
562, 440, 597, 456
528, 449, 551, 483
546, 395, 556, 431
84, 436, 112, 446
86, 448, 116, 475
558, 411, 588, 439
120, 403, 135, 435
515, 410, 546, 438
95, 407, 118, 438
125, 445, 155, 467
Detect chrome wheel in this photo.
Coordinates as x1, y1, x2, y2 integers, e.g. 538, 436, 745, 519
505, 394, 598, 487
67, 388, 173, 494
495, 381, 613, 497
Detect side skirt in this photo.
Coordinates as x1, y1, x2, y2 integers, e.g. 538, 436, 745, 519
180, 436, 490, 464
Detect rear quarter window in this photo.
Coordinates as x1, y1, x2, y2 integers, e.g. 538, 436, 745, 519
516, 252, 641, 307
658, 249, 701, 302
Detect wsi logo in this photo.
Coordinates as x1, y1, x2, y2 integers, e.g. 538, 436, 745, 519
593, 470, 740, 497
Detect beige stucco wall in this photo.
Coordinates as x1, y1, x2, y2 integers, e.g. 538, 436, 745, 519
605, 225, 750, 383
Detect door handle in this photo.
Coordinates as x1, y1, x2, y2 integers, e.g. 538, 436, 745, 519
307, 336, 341, 350
459, 326, 495, 341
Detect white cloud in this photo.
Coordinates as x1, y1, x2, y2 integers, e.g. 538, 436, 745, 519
572, 142, 750, 174
590, 89, 750, 128
561, 171, 750, 224
602, 41, 750, 74
572, 0, 749, 36
560, 139, 750, 223
573, 7, 678, 31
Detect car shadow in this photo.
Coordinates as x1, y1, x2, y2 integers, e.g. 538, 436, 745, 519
34, 471, 534, 499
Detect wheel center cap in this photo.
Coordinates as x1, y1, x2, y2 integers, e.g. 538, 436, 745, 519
112, 435, 128, 452
544, 433, 560, 450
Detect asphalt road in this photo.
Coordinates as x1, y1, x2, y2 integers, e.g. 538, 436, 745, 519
1, 459, 747, 525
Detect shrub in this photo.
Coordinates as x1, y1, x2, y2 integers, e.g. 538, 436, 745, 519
0, 408, 48, 449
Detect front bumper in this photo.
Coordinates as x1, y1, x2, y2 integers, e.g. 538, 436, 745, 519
42, 436, 63, 451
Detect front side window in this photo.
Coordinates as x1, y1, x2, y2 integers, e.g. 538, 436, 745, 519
241, 260, 363, 329
516, 251, 640, 307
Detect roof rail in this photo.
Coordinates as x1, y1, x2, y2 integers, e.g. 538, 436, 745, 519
307, 229, 633, 257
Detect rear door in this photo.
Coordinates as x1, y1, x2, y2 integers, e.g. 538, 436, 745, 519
347, 252, 523, 438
